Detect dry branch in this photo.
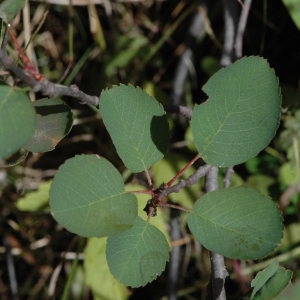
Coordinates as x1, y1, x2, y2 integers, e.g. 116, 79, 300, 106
0, 49, 99, 106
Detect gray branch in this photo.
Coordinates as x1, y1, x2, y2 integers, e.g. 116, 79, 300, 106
206, 166, 228, 300
164, 104, 192, 120
168, 210, 182, 300
221, 0, 240, 66
0, 49, 99, 106
158, 164, 211, 201
170, 2, 207, 106
234, 0, 253, 58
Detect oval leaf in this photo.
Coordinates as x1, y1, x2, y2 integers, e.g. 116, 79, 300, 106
106, 216, 170, 287
191, 56, 281, 167
0, 86, 35, 160
100, 84, 169, 172
25, 98, 73, 152
187, 187, 283, 259
50, 155, 137, 237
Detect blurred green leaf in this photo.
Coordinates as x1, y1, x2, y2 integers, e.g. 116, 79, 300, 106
187, 187, 283, 259
106, 37, 148, 77
278, 111, 300, 149
0, 85, 36, 160
251, 261, 292, 300
251, 261, 279, 299
25, 98, 73, 153
274, 278, 300, 300
191, 56, 281, 167
201, 56, 220, 76
100, 84, 169, 172
106, 216, 169, 287
279, 223, 300, 249
184, 126, 198, 152
50, 155, 137, 237
0, 0, 25, 23
16, 181, 51, 212
84, 238, 129, 300
246, 174, 275, 195
279, 162, 300, 186
283, 0, 300, 29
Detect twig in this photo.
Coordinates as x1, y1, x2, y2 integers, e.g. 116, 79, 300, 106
206, 166, 228, 300
1, 23, 10, 50
279, 182, 300, 212
170, 2, 207, 107
165, 154, 201, 188
0, 49, 99, 106
164, 104, 193, 120
158, 164, 211, 201
220, 0, 240, 66
224, 166, 234, 188
3, 237, 19, 300
48, 263, 62, 297
234, 0, 253, 58
30, 0, 164, 5
168, 210, 182, 300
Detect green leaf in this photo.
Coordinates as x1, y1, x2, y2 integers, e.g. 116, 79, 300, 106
84, 238, 129, 300
50, 155, 137, 237
279, 223, 300, 249
106, 216, 170, 287
16, 181, 51, 212
105, 36, 148, 76
274, 278, 300, 300
0, 85, 35, 160
246, 174, 275, 195
279, 162, 300, 186
187, 187, 283, 259
25, 98, 73, 153
251, 262, 292, 300
100, 84, 169, 172
0, 0, 25, 22
0, 149, 28, 167
283, 0, 300, 29
191, 56, 281, 167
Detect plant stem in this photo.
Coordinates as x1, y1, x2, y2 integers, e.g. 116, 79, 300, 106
235, 0, 253, 58
206, 166, 228, 300
158, 164, 211, 201
0, 48, 99, 106
165, 154, 201, 187
221, 0, 239, 66
168, 210, 181, 300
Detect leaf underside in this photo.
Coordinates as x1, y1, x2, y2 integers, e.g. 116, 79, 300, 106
25, 98, 73, 152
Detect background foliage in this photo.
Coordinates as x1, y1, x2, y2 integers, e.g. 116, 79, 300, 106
1, 0, 300, 299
